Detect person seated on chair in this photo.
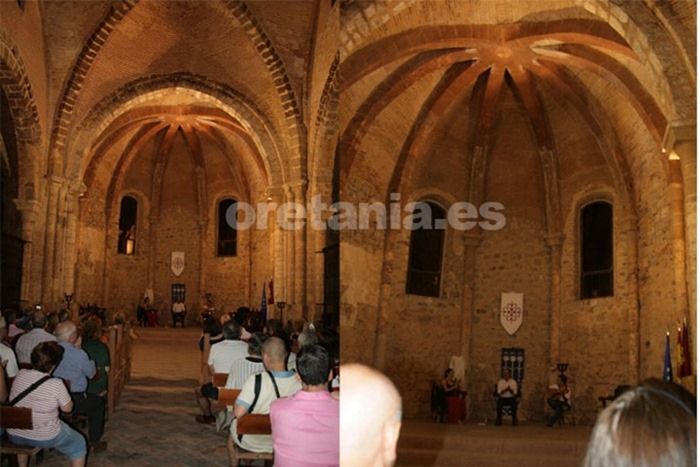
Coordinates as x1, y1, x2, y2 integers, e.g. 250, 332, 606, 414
441, 368, 460, 396
546, 374, 571, 427
228, 337, 301, 463
52, 321, 107, 452
195, 320, 249, 424
495, 367, 518, 426
8, 341, 88, 466
270, 344, 339, 466
171, 300, 186, 328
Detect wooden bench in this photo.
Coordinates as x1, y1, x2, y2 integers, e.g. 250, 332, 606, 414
107, 322, 133, 415
212, 372, 229, 388
227, 414, 273, 466
0, 405, 45, 466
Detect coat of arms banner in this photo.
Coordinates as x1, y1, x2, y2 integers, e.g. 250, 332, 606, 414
171, 251, 185, 277
500, 292, 523, 335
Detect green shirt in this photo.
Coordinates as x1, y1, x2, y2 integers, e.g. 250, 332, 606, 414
82, 338, 110, 394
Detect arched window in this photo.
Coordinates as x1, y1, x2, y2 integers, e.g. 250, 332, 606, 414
117, 196, 137, 255
580, 201, 613, 299
218, 198, 237, 257
406, 202, 445, 297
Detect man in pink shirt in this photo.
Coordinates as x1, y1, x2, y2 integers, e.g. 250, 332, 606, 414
270, 344, 339, 467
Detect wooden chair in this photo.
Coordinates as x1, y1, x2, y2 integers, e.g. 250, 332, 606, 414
212, 388, 240, 412
212, 372, 228, 388
0, 406, 44, 466
227, 414, 273, 466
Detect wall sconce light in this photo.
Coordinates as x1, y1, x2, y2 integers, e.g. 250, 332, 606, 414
64, 292, 74, 309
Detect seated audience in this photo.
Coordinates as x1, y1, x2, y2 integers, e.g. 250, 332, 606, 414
583, 378, 696, 467
3, 308, 25, 344
228, 337, 301, 461
15, 309, 58, 365
270, 344, 339, 466
341, 363, 402, 467
195, 320, 249, 424
7, 341, 87, 467
546, 374, 571, 427
136, 297, 149, 327
53, 321, 107, 451
80, 317, 110, 397
495, 367, 518, 426
198, 316, 224, 352
225, 332, 267, 390
0, 316, 19, 380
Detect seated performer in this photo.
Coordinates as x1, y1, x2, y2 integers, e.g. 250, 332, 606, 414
495, 367, 518, 426
172, 300, 186, 328
546, 374, 571, 427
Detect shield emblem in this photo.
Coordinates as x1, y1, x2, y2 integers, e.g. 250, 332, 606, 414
171, 251, 185, 277
500, 292, 523, 335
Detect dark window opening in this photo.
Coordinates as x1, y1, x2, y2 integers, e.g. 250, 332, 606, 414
117, 196, 137, 255
580, 201, 613, 299
218, 198, 237, 257
406, 202, 445, 297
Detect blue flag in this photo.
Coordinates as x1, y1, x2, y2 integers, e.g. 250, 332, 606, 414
663, 333, 673, 382
261, 281, 268, 325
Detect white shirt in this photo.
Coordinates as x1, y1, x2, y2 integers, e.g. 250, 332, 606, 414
0, 342, 19, 377
497, 377, 518, 398
15, 328, 57, 364
208, 340, 249, 372
172, 302, 185, 313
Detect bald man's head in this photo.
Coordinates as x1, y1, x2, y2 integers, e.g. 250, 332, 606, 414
55, 321, 78, 344
341, 363, 402, 467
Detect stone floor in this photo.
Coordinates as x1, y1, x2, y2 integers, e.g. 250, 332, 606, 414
23, 327, 592, 466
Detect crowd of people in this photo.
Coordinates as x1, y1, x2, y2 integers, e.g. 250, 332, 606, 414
1, 304, 114, 465
192, 306, 341, 465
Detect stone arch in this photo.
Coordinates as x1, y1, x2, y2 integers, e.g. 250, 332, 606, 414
309, 53, 340, 190
69, 73, 287, 189
341, 0, 691, 125
0, 29, 41, 145
224, 0, 308, 181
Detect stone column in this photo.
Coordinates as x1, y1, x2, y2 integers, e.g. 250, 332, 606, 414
52, 182, 69, 299
14, 199, 40, 303
147, 215, 160, 296
283, 184, 296, 321
546, 234, 564, 367
459, 232, 481, 381
620, 215, 640, 382
41, 176, 65, 303
663, 121, 696, 374
291, 180, 308, 319
198, 217, 208, 304
101, 210, 117, 306
269, 189, 285, 320
61, 181, 85, 298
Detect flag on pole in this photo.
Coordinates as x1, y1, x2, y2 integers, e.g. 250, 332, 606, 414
663, 332, 673, 382
261, 281, 268, 325
268, 279, 275, 305
680, 319, 692, 378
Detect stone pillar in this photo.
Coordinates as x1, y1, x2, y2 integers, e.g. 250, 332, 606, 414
283, 184, 296, 321
269, 189, 285, 320
198, 217, 208, 304
101, 210, 117, 306
41, 176, 65, 303
291, 180, 308, 318
663, 121, 696, 374
14, 199, 40, 303
459, 232, 481, 387
147, 215, 160, 296
546, 234, 564, 367
620, 215, 640, 382
52, 182, 69, 299
61, 183, 84, 297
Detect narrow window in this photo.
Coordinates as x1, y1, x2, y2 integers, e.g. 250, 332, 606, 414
406, 202, 445, 297
117, 196, 137, 255
218, 198, 237, 257
580, 201, 613, 298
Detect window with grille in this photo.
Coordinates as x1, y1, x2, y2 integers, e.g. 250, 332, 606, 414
406, 202, 445, 297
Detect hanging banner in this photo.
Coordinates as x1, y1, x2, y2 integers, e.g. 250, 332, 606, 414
500, 292, 523, 335
171, 251, 185, 277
